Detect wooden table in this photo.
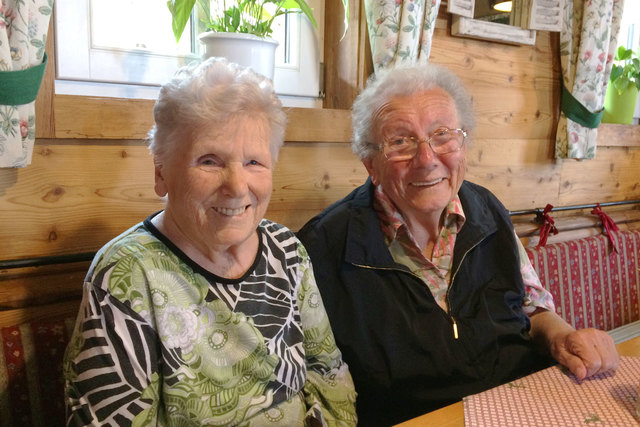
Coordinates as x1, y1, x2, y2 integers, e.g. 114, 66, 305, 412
396, 336, 640, 426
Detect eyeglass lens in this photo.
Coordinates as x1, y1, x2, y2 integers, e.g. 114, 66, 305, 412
384, 129, 464, 160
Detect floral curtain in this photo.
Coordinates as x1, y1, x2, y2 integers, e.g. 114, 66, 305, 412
0, 0, 53, 168
555, 0, 624, 160
364, 0, 441, 73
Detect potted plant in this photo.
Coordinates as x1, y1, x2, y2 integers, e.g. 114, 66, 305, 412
602, 45, 640, 125
167, 0, 322, 79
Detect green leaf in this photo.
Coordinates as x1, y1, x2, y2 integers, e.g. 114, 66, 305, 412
609, 64, 623, 82
615, 45, 631, 61
292, 0, 317, 28
387, 24, 399, 33
613, 75, 630, 95
167, 0, 196, 43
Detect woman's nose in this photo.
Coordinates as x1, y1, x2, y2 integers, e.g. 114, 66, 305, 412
223, 165, 248, 196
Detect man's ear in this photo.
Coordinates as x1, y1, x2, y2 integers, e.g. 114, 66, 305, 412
362, 157, 379, 186
154, 162, 168, 197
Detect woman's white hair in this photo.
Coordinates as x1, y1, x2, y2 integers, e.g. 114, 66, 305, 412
351, 63, 475, 160
148, 57, 287, 164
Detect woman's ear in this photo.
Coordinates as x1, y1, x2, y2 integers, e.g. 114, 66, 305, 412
154, 162, 168, 197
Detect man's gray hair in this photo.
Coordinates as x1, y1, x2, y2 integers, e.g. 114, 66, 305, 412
148, 57, 287, 164
351, 64, 475, 160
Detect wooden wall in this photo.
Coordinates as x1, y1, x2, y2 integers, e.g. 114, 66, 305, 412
2, 11, 640, 263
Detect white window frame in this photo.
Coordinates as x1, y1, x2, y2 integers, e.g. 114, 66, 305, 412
54, 0, 324, 107
618, 1, 640, 122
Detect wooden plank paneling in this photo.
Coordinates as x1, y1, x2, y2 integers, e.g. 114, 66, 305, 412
0, 299, 81, 327
0, 140, 160, 260
54, 96, 156, 139
598, 123, 640, 147
53, 95, 353, 143
6, 136, 639, 260
284, 108, 352, 142
0, 140, 366, 260
558, 146, 640, 206
430, 28, 559, 141
466, 138, 561, 209
270, 143, 367, 230
0, 262, 88, 308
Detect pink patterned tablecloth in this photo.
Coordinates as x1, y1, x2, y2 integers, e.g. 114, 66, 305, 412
464, 357, 640, 426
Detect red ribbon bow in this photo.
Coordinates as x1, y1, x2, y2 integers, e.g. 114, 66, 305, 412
537, 204, 558, 248
591, 203, 620, 253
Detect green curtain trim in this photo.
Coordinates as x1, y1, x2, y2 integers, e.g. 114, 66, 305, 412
560, 80, 604, 129
0, 53, 48, 106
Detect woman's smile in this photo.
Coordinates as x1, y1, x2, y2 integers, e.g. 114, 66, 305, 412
213, 205, 249, 216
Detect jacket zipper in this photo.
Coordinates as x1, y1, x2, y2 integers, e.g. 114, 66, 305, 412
446, 237, 487, 340
350, 262, 464, 339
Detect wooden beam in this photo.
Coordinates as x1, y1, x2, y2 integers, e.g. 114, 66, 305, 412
322, 0, 363, 109
0, 300, 81, 328
35, 19, 55, 139
598, 123, 640, 148
53, 95, 352, 142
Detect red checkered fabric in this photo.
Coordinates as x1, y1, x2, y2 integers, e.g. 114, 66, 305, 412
525, 231, 640, 331
0, 318, 75, 426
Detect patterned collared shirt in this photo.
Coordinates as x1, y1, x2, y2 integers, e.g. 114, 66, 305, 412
372, 185, 555, 313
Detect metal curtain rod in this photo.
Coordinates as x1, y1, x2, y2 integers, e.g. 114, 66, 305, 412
509, 199, 640, 216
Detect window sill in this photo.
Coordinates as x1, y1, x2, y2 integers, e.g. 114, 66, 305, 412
597, 123, 640, 148
50, 94, 352, 143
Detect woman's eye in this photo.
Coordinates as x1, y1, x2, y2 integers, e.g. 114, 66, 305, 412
198, 156, 220, 166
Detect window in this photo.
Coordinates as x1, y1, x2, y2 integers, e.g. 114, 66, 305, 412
54, 0, 324, 107
617, 0, 640, 123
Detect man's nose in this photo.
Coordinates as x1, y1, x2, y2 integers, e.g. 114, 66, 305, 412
413, 139, 437, 164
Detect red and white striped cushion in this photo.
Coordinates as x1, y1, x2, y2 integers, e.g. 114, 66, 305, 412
525, 231, 640, 331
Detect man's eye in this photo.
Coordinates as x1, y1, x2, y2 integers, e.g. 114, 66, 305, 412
389, 137, 409, 146
433, 128, 449, 137
247, 159, 260, 166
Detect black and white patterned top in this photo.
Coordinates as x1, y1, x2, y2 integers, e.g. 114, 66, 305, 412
64, 215, 356, 426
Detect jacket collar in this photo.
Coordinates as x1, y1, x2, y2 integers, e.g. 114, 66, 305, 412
344, 179, 498, 270
344, 178, 398, 268
451, 181, 499, 274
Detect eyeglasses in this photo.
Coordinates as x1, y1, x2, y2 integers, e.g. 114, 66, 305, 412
380, 127, 467, 161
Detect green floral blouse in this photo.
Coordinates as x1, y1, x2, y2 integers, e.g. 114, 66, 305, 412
63, 215, 357, 426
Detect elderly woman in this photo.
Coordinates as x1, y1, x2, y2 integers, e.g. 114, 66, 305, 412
64, 58, 356, 426
297, 64, 619, 426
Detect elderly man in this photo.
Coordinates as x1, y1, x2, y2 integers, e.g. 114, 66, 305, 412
297, 64, 619, 426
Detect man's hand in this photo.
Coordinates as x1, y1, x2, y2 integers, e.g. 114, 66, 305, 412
530, 310, 619, 380
548, 328, 619, 380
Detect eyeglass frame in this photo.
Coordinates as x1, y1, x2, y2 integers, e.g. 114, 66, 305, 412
378, 127, 468, 161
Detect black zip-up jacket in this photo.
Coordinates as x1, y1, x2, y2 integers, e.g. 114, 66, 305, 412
297, 179, 553, 426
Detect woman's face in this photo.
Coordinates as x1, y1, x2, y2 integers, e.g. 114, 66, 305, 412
154, 115, 273, 253
364, 88, 467, 226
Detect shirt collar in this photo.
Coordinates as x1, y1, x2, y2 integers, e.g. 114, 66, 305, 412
372, 184, 466, 242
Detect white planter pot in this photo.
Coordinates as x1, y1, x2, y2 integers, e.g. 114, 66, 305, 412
198, 32, 279, 80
